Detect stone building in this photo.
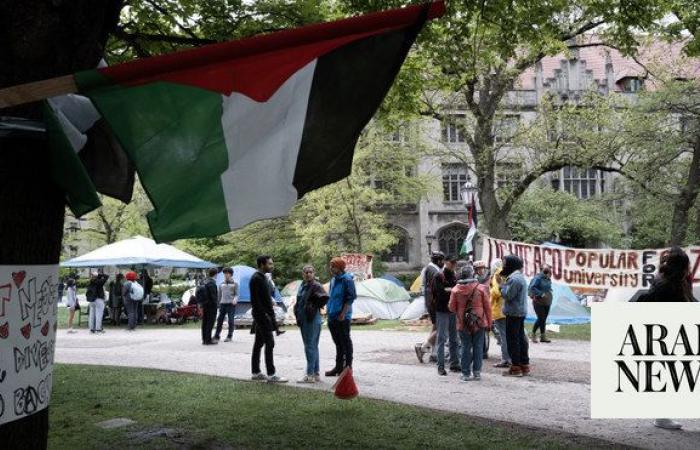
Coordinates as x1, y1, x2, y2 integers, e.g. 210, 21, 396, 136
381, 39, 698, 274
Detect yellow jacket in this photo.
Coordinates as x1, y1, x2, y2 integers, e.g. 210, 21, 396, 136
490, 268, 505, 321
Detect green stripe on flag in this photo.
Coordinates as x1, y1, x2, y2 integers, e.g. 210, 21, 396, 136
44, 102, 101, 217
77, 77, 231, 242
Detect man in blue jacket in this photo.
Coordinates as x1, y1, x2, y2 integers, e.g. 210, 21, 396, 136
325, 257, 357, 377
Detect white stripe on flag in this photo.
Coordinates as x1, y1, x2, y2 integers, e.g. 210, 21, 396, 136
220, 60, 317, 230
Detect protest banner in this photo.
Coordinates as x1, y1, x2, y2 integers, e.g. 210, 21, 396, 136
341, 254, 373, 281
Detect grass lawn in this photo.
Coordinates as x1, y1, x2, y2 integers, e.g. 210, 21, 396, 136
49, 364, 615, 450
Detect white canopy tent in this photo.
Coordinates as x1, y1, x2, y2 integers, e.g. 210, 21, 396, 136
60, 235, 215, 269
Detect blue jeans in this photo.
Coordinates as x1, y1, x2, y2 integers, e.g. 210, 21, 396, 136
436, 311, 459, 370
493, 318, 510, 363
215, 303, 236, 339
460, 328, 485, 376
299, 315, 321, 375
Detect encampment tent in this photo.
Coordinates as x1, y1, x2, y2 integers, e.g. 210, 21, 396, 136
352, 278, 410, 319
380, 274, 405, 288
61, 235, 215, 268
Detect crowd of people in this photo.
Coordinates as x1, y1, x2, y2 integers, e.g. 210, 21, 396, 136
196, 256, 356, 384
414, 251, 553, 380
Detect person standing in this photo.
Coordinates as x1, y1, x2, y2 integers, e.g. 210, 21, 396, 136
122, 271, 142, 331
500, 255, 530, 377
637, 246, 695, 430
86, 272, 109, 334
57, 277, 65, 304
325, 257, 357, 377
414, 251, 445, 363
295, 265, 328, 383
196, 268, 219, 345
433, 255, 460, 375
489, 259, 510, 368
529, 265, 553, 343
138, 270, 153, 324
450, 266, 492, 381
65, 278, 79, 333
108, 273, 125, 326
250, 256, 287, 383
214, 267, 239, 342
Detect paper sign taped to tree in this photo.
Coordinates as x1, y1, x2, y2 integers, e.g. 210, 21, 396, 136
0, 265, 58, 425
341, 254, 373, 281
481, 237, 700, 302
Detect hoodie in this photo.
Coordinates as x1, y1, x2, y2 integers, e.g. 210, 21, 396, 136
449, 278, 492, 332
500, 270, 528, 317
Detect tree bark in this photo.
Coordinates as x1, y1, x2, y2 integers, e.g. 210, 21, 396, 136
670, 136, 700, 245
0, 1, 122, 447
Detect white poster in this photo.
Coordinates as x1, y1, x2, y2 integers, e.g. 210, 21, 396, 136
0, 265, 58, 425
341, 253, 373, 281
591, 302, 700, 418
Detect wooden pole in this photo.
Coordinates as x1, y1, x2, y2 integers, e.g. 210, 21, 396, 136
0, 74, 78, 108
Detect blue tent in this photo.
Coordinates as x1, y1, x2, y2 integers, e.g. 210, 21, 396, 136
380, 274, 405, 288
216, 265, 281, 303
525, 281, 590, 324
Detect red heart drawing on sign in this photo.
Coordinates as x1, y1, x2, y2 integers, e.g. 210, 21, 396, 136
12, 270, 26, 287
41, 321, 49, 336
21, 323, 31, 339
0, 322, 8, 339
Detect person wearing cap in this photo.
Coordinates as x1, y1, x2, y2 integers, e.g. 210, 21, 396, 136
500, 255, 530, 377
325, 257, 356, 376
473, 260, 489, 284
414, 251, 444, 363
122, 271, 141, 331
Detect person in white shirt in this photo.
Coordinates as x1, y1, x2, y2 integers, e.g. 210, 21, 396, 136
214, 267, 239, 342
65, 278, 79, 333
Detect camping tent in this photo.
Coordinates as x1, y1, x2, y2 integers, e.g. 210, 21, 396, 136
400, 296, 426, 320
61, 235, 215, 268
216, 265, 282, 303
352, 278, 411, 319
380, 274, 405, 288
409, 274, 422, 294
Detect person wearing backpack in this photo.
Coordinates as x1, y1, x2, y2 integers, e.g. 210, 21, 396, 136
500, 255, 530, 377
528, 265, 553, 343
86, 272, 109, 334
122, 271, 143, 331
449, 265, 492, 381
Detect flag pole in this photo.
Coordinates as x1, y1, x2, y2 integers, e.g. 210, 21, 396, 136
0, 74, 78, 108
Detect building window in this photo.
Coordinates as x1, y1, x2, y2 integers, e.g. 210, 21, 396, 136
442, 114, 466, 143
561, 167, 605, 199
618, 77, 643, 93
496, 162, 520, 189
494, 114, 520, 143
442, 164, 468, 203
382, 227, 409, 263
68, 245, 78, 258
438, 225, 468, 257
388, 126, 408, 143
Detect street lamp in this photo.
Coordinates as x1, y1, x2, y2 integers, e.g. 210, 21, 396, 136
425, 232, 436, 256
460, 178, 478, 209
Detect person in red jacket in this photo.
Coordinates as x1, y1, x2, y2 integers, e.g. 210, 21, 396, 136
449, 265, 492, 381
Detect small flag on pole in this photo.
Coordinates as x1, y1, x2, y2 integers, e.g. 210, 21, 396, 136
460, 194, 478, 257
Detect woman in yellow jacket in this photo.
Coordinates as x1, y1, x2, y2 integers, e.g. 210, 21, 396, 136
489, 259, 511, 368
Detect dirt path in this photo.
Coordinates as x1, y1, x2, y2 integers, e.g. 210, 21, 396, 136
54, 328, 700, 449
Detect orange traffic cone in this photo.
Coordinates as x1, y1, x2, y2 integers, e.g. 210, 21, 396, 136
333, 367, 358, 400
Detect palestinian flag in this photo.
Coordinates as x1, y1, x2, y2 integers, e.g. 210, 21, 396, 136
73, 2, 445, 242
460, 193, 478, 257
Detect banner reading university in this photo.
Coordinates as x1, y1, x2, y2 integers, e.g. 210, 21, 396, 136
482, 237, 700, 290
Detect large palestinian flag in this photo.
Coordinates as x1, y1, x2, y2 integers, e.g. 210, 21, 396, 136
73, 2, 444, 242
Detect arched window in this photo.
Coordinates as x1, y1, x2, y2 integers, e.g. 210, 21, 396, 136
382, 227, 409, 263
438, 224, 468, 257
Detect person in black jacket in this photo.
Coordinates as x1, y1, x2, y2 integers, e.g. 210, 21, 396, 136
433, 255, 459, 375
250, 256, 288, 383
636, 246, 695, 430
86, 272, 109, 334
199, 268, 219, 345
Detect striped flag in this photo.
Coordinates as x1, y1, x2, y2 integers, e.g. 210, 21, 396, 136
460, 194, 478, 257
69, 2, 445, 242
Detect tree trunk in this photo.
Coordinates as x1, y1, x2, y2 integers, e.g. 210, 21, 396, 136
473, 131, 512, 240
670, 137, 700, 245
0, 1, 122, 446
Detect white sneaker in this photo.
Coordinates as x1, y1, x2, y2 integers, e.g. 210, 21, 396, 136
251, 373, 268, 382
297, 375, 316, 384
267, 375, 288, 384
654, 419, 682, 430
313, 374, 321, 382
67, 329, 77, 334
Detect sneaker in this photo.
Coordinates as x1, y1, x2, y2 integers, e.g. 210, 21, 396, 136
313, 374, 321, 382
428, 354, 438, 363
67, 329, 77, 334
224, 337, 232, 342
493, 361, 511, 368
251, 373, 268, 381
540, 334, 551, 343
414, 343, 425, 364
473, 372, 481, 380
449, 365, 461, 373
460, 374, 473, 382
276, 330, 286, 336
267, 375, 288, 384
97, 329, 105, 334
212, 337, 220, 343
438, 368, 447, 376
90, 330, 95, 334
531, 333, 539, 343
653, 419, 682, 430
203, 341, 218, 345
521, 365, 531, 376
297, 375, 316, 384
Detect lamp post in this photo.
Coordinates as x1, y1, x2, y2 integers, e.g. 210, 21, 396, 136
425, 232, 436, 256
460, 178, 478, 209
